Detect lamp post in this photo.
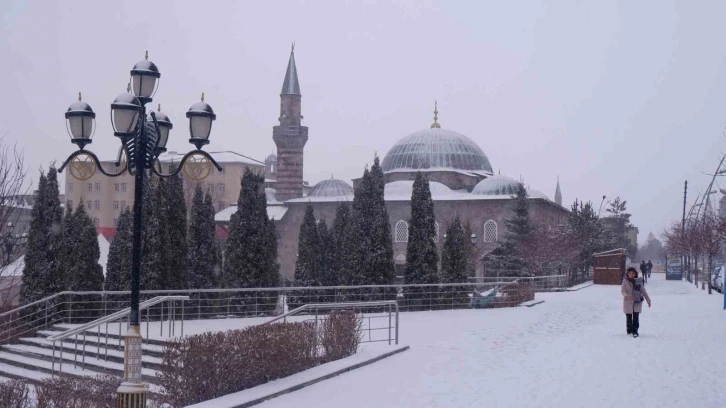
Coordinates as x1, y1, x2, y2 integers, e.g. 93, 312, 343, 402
470, 233, 479, 278
58, 52, 221, 407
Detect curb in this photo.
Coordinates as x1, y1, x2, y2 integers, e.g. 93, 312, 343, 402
188, 345, 410, 408
566, 282, 594, 292
520, 300, 545, 308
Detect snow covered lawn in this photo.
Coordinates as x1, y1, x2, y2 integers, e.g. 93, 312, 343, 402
253, 275, 725, 408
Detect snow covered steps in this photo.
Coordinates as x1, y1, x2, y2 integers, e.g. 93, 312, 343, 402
0, 324, 169, 386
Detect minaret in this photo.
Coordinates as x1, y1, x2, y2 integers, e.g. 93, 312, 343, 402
273, 43, 308, 201
554, 177, 562, 206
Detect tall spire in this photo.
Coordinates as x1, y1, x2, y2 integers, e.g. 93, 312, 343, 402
554, 176, 562, 206
281, 42, 301, 95
431, 101, 441, 128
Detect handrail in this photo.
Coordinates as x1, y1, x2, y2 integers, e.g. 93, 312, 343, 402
1, 276, 566, 319
47, 295, 189, 342
261, 300, 399, 345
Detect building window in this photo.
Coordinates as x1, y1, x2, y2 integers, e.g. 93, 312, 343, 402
94, 183, 100, 192
395, 220, 409, 243
113, 218, 118, 227
114, 183, 119, 192
67, 200, 73, 210
218, 184, 225, 193
86, 200, 92, 209
94, 200, 100, 210
114, 201, 119, 210
121, 183, 127, 192
484, 220, 498, 242
87, 183, 93, 192
93, 218, 99, 227
121, 201, 127, 210
217, 165, 225, 175
68, 183, 73, 193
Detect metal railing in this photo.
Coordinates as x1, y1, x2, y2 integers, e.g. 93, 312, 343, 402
263, 301, 399, 345
49, 295, 188, 377
0, 275, 571, 344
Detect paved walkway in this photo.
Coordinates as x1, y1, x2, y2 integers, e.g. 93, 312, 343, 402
258, 275, 726, 408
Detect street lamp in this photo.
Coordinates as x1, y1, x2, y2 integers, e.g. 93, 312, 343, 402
58, 52, 221, 407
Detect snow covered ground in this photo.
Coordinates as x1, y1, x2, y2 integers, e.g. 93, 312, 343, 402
251, 274, 726, 408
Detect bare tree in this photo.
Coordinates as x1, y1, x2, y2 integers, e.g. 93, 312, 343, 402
0, 134, 30, 309
696, 213, 726, 294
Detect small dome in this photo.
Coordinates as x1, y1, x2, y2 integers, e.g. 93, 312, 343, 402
384, 180, 453, 199
310, 178, 354, 197
266, 153, 277, 162
472, 175, 521, 196
381, 127, 493, 174
528, 189, 550, 201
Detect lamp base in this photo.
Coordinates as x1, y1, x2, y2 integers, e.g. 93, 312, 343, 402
117, 325, 146, 407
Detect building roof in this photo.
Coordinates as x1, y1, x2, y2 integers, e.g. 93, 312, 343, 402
309, 178, 354, 198
381, 127, 493, 175
528, 189, 551, 201
472, 174, 521, 196
214, 205, 289, 222
158, 150, 264, 166
281, 44, 301, 95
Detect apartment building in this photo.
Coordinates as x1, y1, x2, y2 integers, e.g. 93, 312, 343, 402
64, 150, 267, 237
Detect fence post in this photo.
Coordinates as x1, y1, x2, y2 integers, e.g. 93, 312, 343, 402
388, 304, 392, 345
198, 290, 202, 320
68, 294, 73, 324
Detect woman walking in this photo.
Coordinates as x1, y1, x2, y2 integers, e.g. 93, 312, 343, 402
622, 267, 651, 338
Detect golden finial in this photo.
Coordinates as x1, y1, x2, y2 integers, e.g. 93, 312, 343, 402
145, 50, 149, 60
78, 92, 82, 101
431, 101, 440, 128
201, 92, 205, 102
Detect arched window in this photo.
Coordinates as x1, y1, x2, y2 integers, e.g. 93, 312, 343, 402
434, 221, 440, 242
484, 220, 498, 242
395, 220, 409, 243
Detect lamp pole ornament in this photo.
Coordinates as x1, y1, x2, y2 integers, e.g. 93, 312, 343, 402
58, 52, 221, 407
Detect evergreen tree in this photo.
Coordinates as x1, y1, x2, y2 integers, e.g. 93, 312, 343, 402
165, 172, 188, 289
21, 167, 64, 307
294, 204, 322, 286
317, 219, 334, 286
141, 178, 170, 290
440, 216, 469, 283
367, 156, 396, 285
567, 199, 609, 281
223, 168, 279, 314
105, 208, 133, 292
262, 218, 281, 288
330, 202, 352, 285
405, 172, 439, 284
602, 196, 636, 259
58, 204, 78, 291
188, 186, 216, 290
67, 203, 104, 320
347, 167, 372, 286
484, 183, 533, 277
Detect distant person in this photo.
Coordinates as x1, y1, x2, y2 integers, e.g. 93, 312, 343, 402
646, 260, 653, 278
640, 260, 648, 284
622, 267, 651, 338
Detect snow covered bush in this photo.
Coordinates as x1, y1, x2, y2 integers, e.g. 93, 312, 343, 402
490, 282, 535, 308
34, 375, 119, 407
158, 321, 324, 407
0, 379, 30, 407
320, 311, 362, 362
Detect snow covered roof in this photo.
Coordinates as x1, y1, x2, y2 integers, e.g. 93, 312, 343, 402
309, 178, 354, 198
98, 234, 110, 277
214, 205, 289, 222
384, 180, 457, 200
472, 175, 520, 196
158, 150, 264, 166
528, 189, 551, 201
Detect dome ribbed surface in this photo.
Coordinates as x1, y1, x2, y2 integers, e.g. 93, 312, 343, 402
472, 175, 521, 196
310, 178, 353, 197
381, 128, 493, 174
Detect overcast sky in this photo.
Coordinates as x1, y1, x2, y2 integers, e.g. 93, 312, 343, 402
3, 0, 726, 245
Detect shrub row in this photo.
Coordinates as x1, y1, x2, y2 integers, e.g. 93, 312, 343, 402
0, 375, 130, 408
157, 312, 361, 407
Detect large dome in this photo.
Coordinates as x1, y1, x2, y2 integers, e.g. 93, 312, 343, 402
472, 175, 521, 196
309, 178, 354, 198
381, 127, 493, 174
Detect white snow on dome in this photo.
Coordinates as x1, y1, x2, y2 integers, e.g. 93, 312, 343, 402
310, 178, 354, 198
384, 180, 456, 200
472, 175, 521, 196
528, 189, 551, 201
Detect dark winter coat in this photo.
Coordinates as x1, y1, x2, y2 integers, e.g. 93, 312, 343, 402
621, 278, 650, 314
640, 262, 647, 274
646, 261, 653, 273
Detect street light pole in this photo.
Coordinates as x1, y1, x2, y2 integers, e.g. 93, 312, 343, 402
58, 52, 220, 407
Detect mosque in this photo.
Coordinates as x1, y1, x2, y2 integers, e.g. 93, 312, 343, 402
216, 47, 568, 280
